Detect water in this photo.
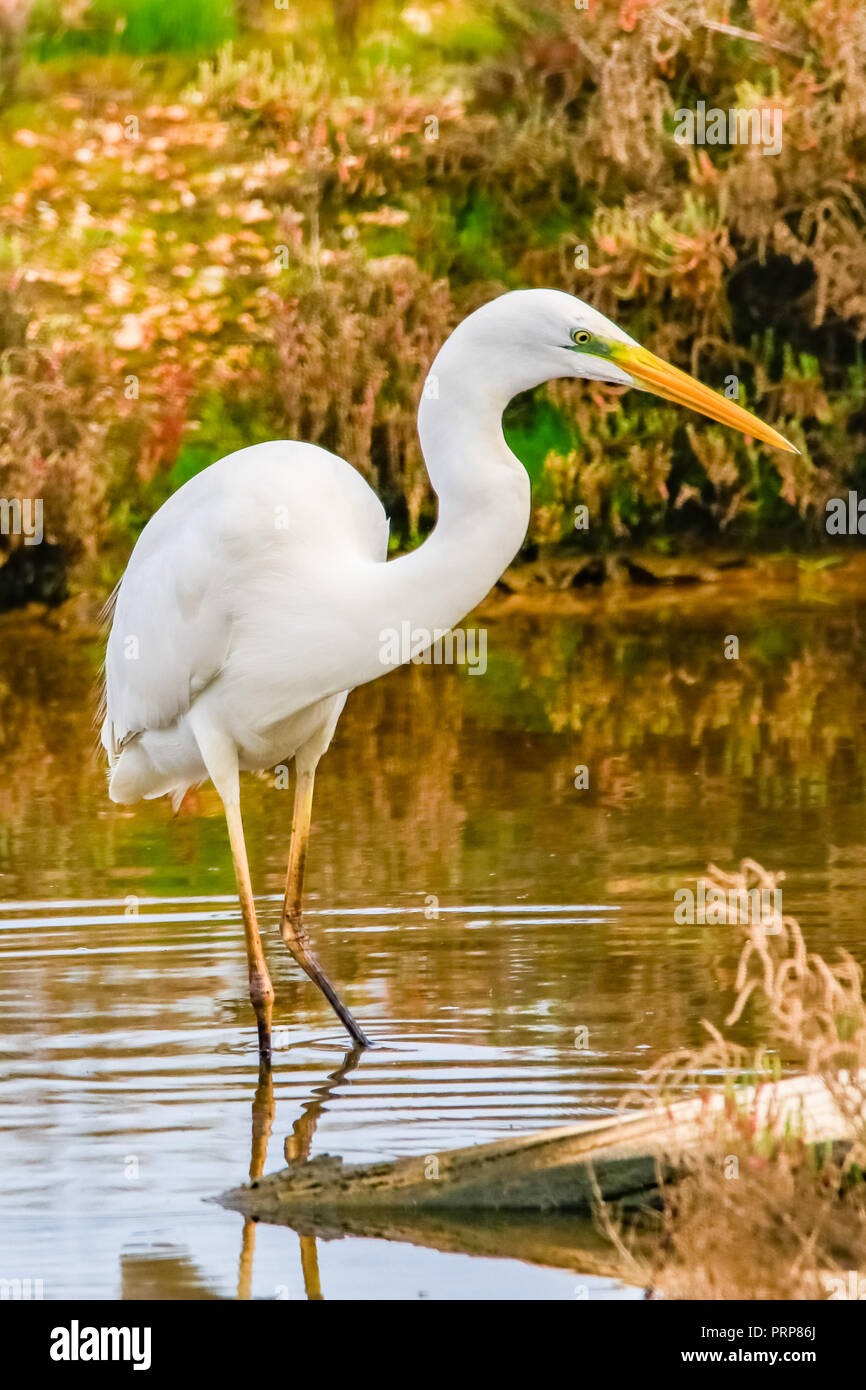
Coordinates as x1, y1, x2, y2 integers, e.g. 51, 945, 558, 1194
2, 560, 866, 1299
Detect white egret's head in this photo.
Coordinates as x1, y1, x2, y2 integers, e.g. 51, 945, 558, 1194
444, 288, 796, 454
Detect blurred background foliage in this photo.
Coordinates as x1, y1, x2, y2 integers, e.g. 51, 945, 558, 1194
0, 0, 865, 592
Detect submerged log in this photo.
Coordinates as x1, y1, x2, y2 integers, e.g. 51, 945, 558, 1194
219, 1072, 862, 1221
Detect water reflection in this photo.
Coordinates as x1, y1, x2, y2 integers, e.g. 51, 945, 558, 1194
237, 1062, 276, 1301
2, 560, 866, 1296
223, 1045, 646, 1299
120, 1044, 639, 1300
233, 1047, 366, 1301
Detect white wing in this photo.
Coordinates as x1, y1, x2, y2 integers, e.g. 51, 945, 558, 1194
100, 441, 388, 759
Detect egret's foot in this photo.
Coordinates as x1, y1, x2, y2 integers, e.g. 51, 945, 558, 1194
281, 911, 371, 1049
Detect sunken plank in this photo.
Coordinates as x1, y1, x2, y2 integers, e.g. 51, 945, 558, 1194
219, 1071, 861, 1219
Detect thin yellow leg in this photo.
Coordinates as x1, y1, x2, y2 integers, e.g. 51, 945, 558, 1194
280, 767, 371, 1048
226, 801, 275, 1062
284, 767, 316, 927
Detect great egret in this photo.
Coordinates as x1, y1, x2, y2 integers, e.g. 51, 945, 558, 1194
100, 289, 794, 1060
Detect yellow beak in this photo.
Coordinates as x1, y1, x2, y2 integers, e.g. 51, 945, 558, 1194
611, 343, 798, 454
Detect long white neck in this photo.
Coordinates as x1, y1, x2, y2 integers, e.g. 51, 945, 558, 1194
372, 355, 531, 641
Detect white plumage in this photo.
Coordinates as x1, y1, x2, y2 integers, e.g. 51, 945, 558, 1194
102, 441, 388, 809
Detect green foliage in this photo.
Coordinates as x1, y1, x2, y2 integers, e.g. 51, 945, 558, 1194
168, 442, 217, 490
29, 0, 236, 58
504, 396, 578, 488
114, 0, 236, 55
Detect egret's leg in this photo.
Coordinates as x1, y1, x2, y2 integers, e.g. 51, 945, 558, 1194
226, 801, 275, 1062
191, 710, 274, 1062
280, 766, 371, 1048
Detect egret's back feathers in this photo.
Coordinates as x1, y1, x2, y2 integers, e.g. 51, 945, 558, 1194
101, 440, 388, 799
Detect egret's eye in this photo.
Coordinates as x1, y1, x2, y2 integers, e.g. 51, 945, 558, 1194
572, 329, 591, 346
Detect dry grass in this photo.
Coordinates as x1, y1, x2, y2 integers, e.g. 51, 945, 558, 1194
270, 253, 456, 538
617, 859, 866, 1300
0, 344, 114, 562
